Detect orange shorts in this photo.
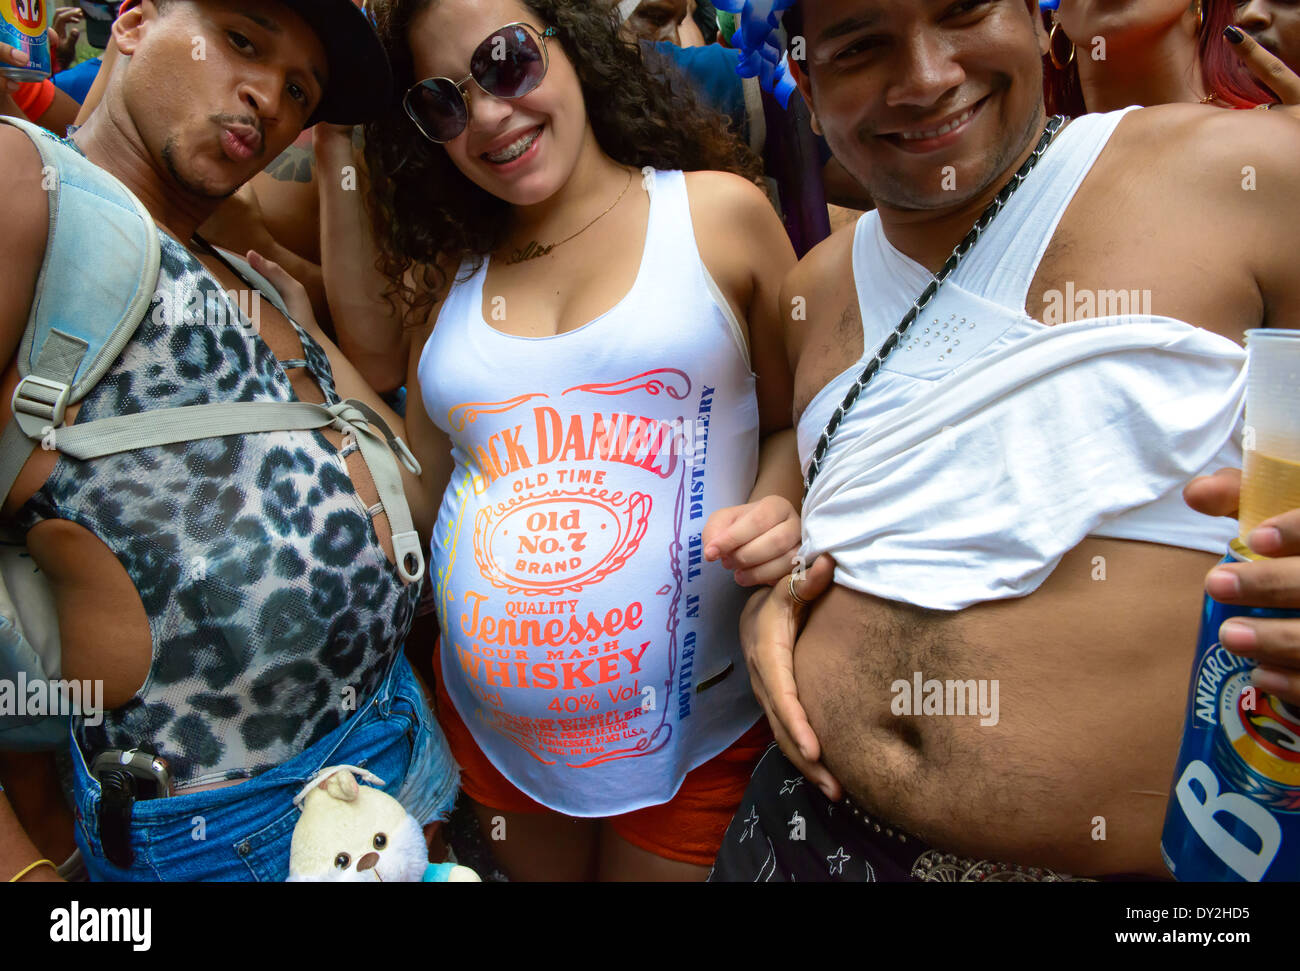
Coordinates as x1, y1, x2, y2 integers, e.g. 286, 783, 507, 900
433, 644, 771, 868
13, 80, 55, 121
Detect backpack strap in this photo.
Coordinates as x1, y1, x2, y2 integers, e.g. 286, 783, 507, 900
50, 396, 426, 584
0, 115, 161, 506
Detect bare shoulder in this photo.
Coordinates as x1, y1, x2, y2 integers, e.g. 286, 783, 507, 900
781, 220, 859, 344
781, 219, 859, 365
683, 168, 774, 216
1115, 103, 1300, 184
683, 169, 788, 256
0, 124, 52, 247
684, 169, 795, 316
0, 125, 53, 367
783, 220, 857, 304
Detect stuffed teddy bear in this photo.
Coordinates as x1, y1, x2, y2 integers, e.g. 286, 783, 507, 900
287, 765, 479, 882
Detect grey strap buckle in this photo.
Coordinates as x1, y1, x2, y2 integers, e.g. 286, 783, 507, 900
392, 531, 425, 585
11, 375, 70, 432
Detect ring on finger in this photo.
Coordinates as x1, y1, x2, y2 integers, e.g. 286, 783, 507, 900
788, 573, 812, 609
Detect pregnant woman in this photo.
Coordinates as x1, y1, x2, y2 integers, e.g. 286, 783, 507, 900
322, 0, 801, 880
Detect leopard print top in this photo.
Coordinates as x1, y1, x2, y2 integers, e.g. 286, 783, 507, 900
15, 232, 420, 787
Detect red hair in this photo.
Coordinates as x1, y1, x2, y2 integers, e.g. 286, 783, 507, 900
1043, 0, 1276, 115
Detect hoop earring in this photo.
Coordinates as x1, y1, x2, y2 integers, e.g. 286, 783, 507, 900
1048, 21, 1075, 71
1195, 0, 1204, 33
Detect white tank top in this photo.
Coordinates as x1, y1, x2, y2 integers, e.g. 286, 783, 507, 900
798, 108, 1246, 611
418, 169, 762, 816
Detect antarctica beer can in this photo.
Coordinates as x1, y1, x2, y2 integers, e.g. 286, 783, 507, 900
1160, 540, 1300, 881
1, 0, 52, 82
1161, 329, 1300, 881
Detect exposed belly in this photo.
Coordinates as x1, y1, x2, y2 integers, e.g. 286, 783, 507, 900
793, 536, 1219, 877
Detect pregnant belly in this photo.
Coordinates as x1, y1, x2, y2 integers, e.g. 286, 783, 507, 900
792, 537, 1220, 876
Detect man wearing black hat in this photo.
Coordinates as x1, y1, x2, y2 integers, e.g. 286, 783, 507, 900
0, 0, 460, 882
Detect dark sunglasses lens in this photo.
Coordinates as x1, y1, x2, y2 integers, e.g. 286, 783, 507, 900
471, 25, 546, 99
406, 78, 468, 141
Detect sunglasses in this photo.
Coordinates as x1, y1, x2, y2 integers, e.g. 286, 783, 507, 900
403, 22, 558, 144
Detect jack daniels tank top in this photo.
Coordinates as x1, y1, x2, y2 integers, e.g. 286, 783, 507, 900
418, 169, 763, 816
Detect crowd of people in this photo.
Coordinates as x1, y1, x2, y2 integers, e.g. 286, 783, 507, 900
0, 0, 1298, 884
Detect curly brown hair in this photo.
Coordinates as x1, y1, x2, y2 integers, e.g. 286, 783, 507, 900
364, 0, 764, 328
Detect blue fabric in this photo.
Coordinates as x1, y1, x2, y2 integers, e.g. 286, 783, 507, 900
0, 117, 160, 398
713, 0, 798, 104
647, 42, 746, 135
52, 58, 102, 105
69, 654, 460, 882
422, 861, 458, 882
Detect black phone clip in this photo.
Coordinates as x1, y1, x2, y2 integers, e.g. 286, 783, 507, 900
97, 767, 136, 869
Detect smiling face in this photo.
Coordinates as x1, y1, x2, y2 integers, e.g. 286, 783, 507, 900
1237, 0, 1300, 71
794, 0, 1047, 213
115, 0, 327, 200
407, 0, 590, 207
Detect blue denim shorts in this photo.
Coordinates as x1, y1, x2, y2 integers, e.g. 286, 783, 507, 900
69, 655, 459, 882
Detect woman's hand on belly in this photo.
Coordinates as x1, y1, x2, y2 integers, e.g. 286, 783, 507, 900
739, 554, 841, 799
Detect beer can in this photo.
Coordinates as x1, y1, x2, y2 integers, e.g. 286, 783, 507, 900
1, 0, 52, 82
1161, 538, 1300, 881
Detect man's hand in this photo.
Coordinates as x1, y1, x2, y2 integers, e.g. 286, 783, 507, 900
51, 7, 83, 72
741, 554, 842, 799
2, 42, 27, 113
703, 496, 802, 587
1185, 468, 1300, 705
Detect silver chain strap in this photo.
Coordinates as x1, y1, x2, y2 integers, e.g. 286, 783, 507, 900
803, 115, 1067, 495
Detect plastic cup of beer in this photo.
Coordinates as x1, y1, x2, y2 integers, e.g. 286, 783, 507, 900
1238, 329, 1300, 546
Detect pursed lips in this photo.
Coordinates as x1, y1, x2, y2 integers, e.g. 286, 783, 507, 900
221, 121, 264, 158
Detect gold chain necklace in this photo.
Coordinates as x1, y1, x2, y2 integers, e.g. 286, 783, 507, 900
504, 168, 635, 265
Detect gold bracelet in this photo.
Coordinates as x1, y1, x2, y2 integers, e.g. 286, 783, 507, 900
8, 859, 56, 882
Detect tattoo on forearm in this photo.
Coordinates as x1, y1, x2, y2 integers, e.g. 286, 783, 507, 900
265, 144, 316, 183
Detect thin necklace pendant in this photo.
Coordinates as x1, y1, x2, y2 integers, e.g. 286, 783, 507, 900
506, 241, 556, 265
499, 167, 635, 265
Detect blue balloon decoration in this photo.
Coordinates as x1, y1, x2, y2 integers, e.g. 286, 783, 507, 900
714, 0, 801, 109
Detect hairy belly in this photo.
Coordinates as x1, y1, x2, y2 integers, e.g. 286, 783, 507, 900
793, 537, 1220, 876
